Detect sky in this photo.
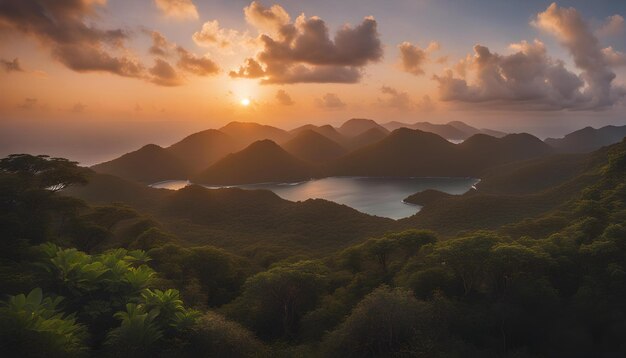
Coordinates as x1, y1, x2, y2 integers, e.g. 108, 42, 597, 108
1, 0, 626, 163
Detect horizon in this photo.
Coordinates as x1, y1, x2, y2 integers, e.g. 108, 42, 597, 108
1, 1, 626, 163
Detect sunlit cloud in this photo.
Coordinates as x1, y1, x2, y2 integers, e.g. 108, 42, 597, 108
231, 2, 383, 84
398, 41, 441, 76
154, 0, 199, 20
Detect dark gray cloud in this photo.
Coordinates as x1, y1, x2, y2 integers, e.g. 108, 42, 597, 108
148, 30, 173, 56
232, 3, 383, 84
1, 58, 24, 72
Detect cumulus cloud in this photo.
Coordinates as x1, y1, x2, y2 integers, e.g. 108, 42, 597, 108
244, 1, 290, 34
1, 58, 24, 73
154, 0, 198, 20
432, 3, 625, 111
398, 41, 440, 76
378, 86, 435, 111
176, 47, 220, 76
148, 31, 174, 56
0, 1, 145, 79
597, 14, 624, 37
231, 2, 383, 84
275, 89, 294, 105
149, 59, 183, 87
379, 86, 412, 110
603, 47, 626, 67
316, 93, 346, 109
193, 20, 251, 48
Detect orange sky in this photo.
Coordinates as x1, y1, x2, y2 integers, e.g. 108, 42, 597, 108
1, 1, 626, 162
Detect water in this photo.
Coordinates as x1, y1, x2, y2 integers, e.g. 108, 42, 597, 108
150, 177, 479, 220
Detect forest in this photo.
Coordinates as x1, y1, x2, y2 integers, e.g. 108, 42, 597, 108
2, 136, 626, 357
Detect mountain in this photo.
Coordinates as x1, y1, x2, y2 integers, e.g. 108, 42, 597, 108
459, 133, 554, 171
447, 121, 506, 138
545, 125, 626, 153
157, 185, 394, 253
338, 118, 389, 138
219, 121, 289, 146
288, 124, 347, 145
91, 144, 189, 183
192, 140, 313, 185
166, 129, 239, 172
382, 120, 507, 140
330, 128, 459, 177
329, 129, 552, 177
282, 129, 347, 163
346, 127, 389, 150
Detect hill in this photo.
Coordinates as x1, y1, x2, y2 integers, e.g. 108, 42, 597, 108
282, 129, 347, 163
288, 124, 347, 145
192, 140, 313, 185
157, 185, 394, 253
382, 120, 507, 140
219, 121, 289, 146
346, 127, 389, 150
91, 144, 189, 183
329, 129, 552, 177
545, 125, 626, 153
338, 118, 389, 137
166, 129, 239, 172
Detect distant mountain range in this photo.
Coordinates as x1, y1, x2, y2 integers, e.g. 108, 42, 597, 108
381, 120, 506, 140
545, 125, 626, 153
91, 118, 626, 185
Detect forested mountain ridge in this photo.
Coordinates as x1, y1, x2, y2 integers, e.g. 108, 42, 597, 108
3, 137, 626, 356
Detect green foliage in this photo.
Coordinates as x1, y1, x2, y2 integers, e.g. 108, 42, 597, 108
225, 260, 328, 340
106, 303, 163, 357
0, 288, 87, 357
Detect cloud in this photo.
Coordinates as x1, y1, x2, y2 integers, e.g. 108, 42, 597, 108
534, 3, 623, 109
316, 93, 346, 109
398, 41, 440, 76
603, 47, 626, 67
148, 31, 174, 56
154, 0, 198, 20
1, 58, 24, 72
377, 86, 435, 111
231, 3, 383, 84
19, 98, 38, 110
275, 89, 294, 105
149, 59, 183, 86
244, 1, 290, 34
0, 0, 145, 78
432, 4, 625, 111
193, 20, 251, 48
597, 14, 624, 37
433, 40, 590, 110
379, 86, 412, 110
176, 47, 220, 76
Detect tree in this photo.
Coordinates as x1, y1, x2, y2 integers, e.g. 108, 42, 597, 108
430, 232, 501, 296
225, 260, 328, 340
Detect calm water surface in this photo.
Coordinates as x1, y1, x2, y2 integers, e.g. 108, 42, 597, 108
151, 177, 479, 219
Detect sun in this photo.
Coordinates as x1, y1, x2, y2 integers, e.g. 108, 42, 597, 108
240, 98, 251, 107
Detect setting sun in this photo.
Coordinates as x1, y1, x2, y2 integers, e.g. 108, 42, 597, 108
240, 98, 251, 107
